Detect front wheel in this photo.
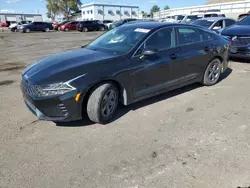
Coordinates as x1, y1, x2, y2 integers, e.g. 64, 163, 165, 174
99, 26, 105, 31
25, 28, 30, 33
45, 28, 50, 32
87, 83, 119, 124
64, 28, 69, 32
202, 58, 222, 86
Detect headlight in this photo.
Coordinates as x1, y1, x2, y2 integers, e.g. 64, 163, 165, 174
30, 74, 86, 97
19, 26, 23, 29
36, 82, 75, 97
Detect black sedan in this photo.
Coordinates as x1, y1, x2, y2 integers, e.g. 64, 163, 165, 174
21, 22, 229, 124
222, 15, 250, 59
76, 20, 105, 32
18, 22, 53, 33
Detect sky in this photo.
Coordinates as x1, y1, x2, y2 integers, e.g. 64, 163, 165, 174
0, 0, 208, 19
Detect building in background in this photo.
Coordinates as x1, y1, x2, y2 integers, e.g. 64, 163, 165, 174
81, 2, 139, 21
0, 13, 42, 24
154, 0, 250, 19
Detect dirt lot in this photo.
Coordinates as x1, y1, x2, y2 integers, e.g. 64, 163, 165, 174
1, 31, 250, 188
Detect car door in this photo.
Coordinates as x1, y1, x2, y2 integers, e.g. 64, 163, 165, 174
84, 21, 91, 30
131, 27, 183, 98
174, 27, 214, 81
35, 22, 42, 31
29, 22, 36, 31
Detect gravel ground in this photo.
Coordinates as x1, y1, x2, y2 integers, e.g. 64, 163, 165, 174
1, 31, 250, 188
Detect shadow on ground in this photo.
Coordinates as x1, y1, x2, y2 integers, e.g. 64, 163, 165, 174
56, 68, 232, 127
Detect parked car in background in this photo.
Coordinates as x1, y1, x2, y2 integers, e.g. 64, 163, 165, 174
17, 22, 53, 33
99, 20, 112, 29
53, 20, 70, 30
109, 18, 137, 29
21, 22, 229, 124
0, 22, 8, 27
163, 15, 186, 23
192, 17, 236, 34
9, 21, 31, 32
222, 15, 250, 59
76, 21, 105, 32
182, 10, 225, 23
59, 21, 79, 31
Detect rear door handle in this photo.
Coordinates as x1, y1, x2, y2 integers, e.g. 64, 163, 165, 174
170, 53, 177, 59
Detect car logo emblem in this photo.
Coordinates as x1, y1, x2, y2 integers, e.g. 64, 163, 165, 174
232, 36, 237, 41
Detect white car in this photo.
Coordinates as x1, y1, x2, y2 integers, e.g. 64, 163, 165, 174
9, 21, 18, 29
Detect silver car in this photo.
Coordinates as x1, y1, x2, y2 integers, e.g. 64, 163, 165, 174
191, 17, 236, 34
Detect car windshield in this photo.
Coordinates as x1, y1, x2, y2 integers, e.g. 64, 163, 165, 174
87, 26, 149, 54
237, 15, 250, 25
192, 19, 214, 28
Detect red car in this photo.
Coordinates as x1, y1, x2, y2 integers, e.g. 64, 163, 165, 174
59, 21, 78, 31
0, 22, 8, 27
53, 20, 70, 30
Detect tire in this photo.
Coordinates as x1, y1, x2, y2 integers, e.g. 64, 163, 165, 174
25, 28, 30, 33
99, 26, 105, 31
45, 28, 50, 32
87, 83, 119, 124
83, 27, 88, 32
202, 58, 222, 86
65, 28, 69, 32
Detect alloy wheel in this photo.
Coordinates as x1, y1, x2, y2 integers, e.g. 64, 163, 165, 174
206, 60, 221, 84
101, 89, 117, 118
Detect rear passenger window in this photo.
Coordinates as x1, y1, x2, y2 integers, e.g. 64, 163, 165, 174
225, 19, 236, 27
145, 28, 175, 50
177, 28, 201, 45
200, 30, 214, 41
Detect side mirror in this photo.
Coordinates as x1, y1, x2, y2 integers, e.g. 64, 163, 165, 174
213, 26, 221, 30
142, 48, 158, 56
81, 45, 86, 48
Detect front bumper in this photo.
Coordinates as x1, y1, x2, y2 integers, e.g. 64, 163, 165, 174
21, 87, 83, 122
229, 46, 250, 59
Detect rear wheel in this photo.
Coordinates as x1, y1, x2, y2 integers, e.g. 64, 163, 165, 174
65, 28, 69, 32
202, 58, 221, 86
45, 28, 50, 32
83, 27, 88, 32
87, 83, 119, 124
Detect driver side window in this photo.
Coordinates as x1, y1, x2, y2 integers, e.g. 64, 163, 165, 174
145, 28, 176, 50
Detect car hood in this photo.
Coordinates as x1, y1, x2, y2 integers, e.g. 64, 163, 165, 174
23, 48, 118, 84
222, 24, 250, 36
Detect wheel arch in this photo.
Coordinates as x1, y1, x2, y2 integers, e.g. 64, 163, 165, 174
82, 79, 129, 112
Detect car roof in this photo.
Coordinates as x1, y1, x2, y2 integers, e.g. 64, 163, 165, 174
120, 21, 199, 29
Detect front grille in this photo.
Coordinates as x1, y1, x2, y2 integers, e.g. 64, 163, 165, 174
231, 37, 250, 47
21, 79, 39, 97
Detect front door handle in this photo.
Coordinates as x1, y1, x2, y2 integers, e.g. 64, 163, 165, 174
170, 53, 177, 59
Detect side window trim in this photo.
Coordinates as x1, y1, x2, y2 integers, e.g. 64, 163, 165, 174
132, 26, 177, 57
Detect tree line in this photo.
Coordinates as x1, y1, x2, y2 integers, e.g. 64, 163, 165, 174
46, 0, 169, 20
46, 0, 82, 21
